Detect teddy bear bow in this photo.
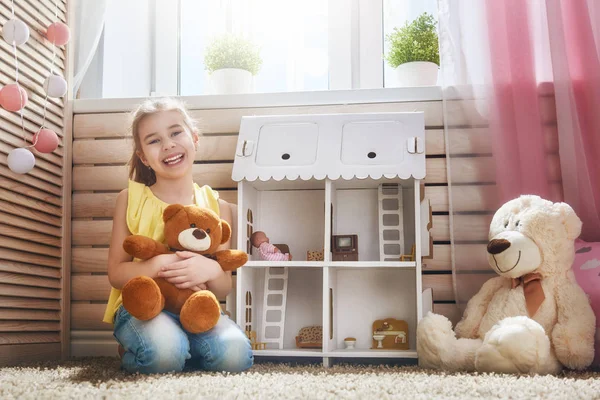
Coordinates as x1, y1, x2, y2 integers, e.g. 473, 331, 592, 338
511, 272, 545, 317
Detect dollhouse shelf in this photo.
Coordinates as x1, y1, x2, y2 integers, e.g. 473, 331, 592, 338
244, 261, 325, 268
250, 349, 418, 358
326, 349, 418, 358
233, 112, 430, 367
252, 349, 324, 357
327, 261, 416, 268
243, 261, 417, 268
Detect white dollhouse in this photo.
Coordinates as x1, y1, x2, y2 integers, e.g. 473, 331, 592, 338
232, 112, 432, 366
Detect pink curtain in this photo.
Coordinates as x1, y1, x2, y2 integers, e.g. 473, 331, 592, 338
485, 0, 600, 239
546, 0, 600, 241
439, 0, 600, 308
485, 0, 555, 203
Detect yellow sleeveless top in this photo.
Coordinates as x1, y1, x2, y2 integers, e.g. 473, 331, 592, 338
102, 180, 220, 324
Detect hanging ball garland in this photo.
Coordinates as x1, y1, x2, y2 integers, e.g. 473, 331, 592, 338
2, 19, 29, 46
0, 83, 27, 112
43, 74, 67, 98
33, 128, 60, 153
36, 13, 70, 158
46, 22, 70, 46
7, 148, 35, 174
0, 17, 29, 112
2, 12, 32, 174
2, 0, 68, 175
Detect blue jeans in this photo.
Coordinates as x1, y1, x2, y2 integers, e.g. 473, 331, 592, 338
113, 306, 254, 374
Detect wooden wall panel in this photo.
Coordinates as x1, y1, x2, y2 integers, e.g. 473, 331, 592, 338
0, 0, 69, 365
0, 343, 61, 365
70, 93, 558, 357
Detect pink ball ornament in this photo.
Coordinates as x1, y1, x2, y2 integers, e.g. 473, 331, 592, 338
46, 22, 70, 46
7, 148, 35, 174
2, 19, 30, 46
0, 84, 28, 112
33, 128, 59, 153
43, 74, 67, 98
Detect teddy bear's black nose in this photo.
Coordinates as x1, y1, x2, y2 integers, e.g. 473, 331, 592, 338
487, 239, 511, 255
193, 229, 206, 240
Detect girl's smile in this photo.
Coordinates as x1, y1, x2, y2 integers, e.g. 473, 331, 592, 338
163, 152, 185, 166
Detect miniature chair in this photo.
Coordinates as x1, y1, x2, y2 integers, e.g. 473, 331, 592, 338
400, 244, 416, 261
246, 330, 266, 350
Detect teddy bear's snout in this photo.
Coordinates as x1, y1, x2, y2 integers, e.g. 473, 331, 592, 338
487, 239, 511, 255
193, 229, 207, 240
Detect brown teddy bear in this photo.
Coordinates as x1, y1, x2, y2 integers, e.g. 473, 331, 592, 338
121, 204, 248, 334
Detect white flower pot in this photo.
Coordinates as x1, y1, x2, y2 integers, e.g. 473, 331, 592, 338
210, 68, 253, 94
394, 61, 439, 87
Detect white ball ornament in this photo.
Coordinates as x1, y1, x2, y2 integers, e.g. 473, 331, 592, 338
43, 74, 67, 98
7, 148, 35, 174
2, 19, 30, 46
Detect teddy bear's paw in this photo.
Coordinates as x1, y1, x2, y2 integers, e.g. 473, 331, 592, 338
180, 290, 221, 334
123, 236, 155, 260
552, 324, 595, 370
214, 250, 249, 272
417, 312, 456, 369
123, 236, 145, 257
122, 276, 165, 321
475, 316, 560, 375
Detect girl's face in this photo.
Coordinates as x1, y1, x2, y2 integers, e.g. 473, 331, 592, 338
137, 110, 198, 181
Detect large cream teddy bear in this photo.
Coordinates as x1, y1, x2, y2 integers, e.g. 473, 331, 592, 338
417, 195, 596, 374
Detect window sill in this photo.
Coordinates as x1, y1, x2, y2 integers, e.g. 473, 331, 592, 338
73, 86, 443, 114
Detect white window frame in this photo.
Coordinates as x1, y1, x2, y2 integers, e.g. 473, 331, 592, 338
153, 0, 385, 96
151, 0, 181, 96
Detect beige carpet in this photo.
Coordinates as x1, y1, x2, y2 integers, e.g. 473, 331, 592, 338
1, 357, 599, 399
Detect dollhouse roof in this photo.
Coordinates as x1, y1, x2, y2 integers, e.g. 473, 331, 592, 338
231, 112, 426, 182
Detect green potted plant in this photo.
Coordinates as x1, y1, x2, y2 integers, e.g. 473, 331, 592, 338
204, 33, 262, 94
385, 12, 440, 86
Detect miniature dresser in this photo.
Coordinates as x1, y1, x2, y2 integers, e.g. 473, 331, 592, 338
231, 112, 432, 366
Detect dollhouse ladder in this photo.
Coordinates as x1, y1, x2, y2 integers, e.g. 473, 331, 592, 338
260, 266, 289, 349
378, 184, 405, 261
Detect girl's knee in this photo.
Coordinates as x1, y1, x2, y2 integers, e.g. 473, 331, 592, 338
209, 330, 254, 373
122, 343, 189, 374
116, 311, 191, 374
225, 336, 254, 372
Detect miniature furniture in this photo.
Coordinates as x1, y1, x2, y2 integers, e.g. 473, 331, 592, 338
274, 244, 291, 255
233, 112, 432, 366
261, 267, 289, 349
246, 330, 266, 350
307, 249, 325, 261
378, 184, 405, 261
371, 318, 409, 350
332, 234, 358, 261
400, 245, 416, 261
344, 337, 357, 349
295, 326, 323, 349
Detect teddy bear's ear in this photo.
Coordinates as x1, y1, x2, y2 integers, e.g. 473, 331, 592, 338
555, 202, 582, 240
163, 204, 185, 222
220, 220, 231, 244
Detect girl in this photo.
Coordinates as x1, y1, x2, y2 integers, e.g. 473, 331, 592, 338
103, 97, 253, 374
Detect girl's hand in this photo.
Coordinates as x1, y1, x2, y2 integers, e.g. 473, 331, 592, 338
151, 253, 182, 275
157, 251, 222, 289
190, 283, 208, 291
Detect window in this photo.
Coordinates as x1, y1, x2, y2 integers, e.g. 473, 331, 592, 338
80, 0, 439, 98
179, 0, 329, 95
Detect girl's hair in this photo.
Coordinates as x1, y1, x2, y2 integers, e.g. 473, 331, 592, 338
127, 97, 198, 186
